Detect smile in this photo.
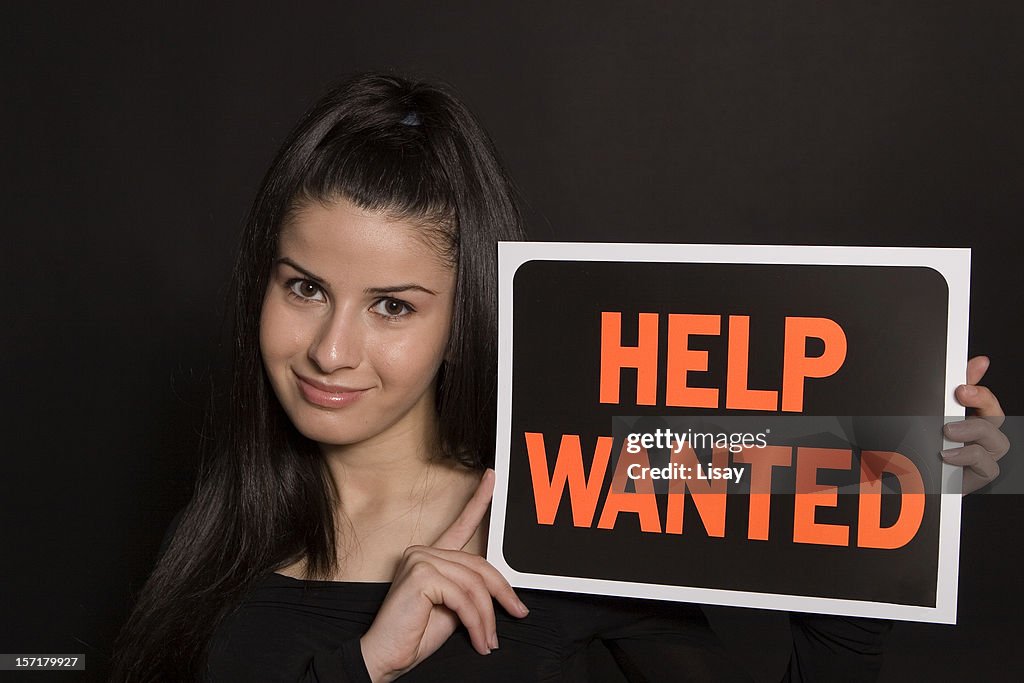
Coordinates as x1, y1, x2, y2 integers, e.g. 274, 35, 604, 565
294, 373, 370, 408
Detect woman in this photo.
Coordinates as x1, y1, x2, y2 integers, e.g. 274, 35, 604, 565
110, 72, 1009, 682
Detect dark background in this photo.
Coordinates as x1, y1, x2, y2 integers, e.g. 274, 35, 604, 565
3, 2, 1021, 681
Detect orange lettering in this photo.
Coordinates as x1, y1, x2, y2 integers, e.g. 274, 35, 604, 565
600, 312, 659, 405
525, 432, 613, 527
726, 315, 779, 410
733, 445, 792, 540
857, 450, 926, 549
665, 314, 720, 408
781, 317, 847, 412
597, 444, 662, 532
793, 447, 850, 546
665, 445, 729, 536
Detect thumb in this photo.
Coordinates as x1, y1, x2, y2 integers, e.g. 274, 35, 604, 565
433, 468, 494, 550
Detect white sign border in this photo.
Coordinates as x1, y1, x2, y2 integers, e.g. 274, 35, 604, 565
488, 241, 970, 624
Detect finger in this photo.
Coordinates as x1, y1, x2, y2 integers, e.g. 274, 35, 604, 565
398, 549, 498, 649
954, 383, 1005, 425
414, 547, 530, 618
963, 470, 995, 495
418, 604, 459, 652
426, 556, 500, 649
943, 417, 1010, 459
417, 567, 492, 655
400, 560, 489, 654
966, 355, 990, 386
941, 443, 1001, 482
434, 469, 495, 551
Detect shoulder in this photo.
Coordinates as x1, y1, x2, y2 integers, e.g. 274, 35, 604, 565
206, 574, 387, 681
274, 557, 308, 580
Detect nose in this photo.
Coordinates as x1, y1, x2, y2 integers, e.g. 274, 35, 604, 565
307, 305, 364, 374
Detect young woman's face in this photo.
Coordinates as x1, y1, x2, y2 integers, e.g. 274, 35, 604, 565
259, 197, 456, 451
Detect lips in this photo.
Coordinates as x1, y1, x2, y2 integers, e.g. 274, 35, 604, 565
294, 373, 369, 408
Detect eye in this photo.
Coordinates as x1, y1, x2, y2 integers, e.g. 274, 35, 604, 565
370, 297, 414, 320
285, 278, 326, 303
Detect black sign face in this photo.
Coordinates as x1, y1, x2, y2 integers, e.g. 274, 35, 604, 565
487, 243, 970, 624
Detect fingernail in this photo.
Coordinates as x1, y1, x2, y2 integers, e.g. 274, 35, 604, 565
944, 422, 963, 436
489, 632, 499, 649
941, 448, 962, 460
516, 600, 529, 616
960, 385, 977, 397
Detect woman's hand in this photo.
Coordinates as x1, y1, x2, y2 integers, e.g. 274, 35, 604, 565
941, 356, 1010, 494
358, 469, 530, 682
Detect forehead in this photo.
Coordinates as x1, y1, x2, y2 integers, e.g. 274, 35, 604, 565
278, 198, 455, 286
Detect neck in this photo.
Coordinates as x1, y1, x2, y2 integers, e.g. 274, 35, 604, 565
320, 418, 446, 515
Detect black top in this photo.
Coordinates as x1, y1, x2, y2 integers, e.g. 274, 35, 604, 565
203, 571, 892, 682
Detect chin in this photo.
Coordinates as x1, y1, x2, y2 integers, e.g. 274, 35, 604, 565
274, 400, 349, 441
289, 416, 370, 447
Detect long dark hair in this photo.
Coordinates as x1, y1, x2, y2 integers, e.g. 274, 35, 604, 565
110, 72, 525, 682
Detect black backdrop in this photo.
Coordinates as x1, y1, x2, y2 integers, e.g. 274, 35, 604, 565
3, 2, 1022, 681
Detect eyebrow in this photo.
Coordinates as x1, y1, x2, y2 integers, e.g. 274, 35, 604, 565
275, 257, 326, 284
365, 284, 438, 296
274, 257, 438, 296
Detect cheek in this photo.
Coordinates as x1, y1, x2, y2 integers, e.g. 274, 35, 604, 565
376, 338, 441, 379
259, 298, 310, 367
375, 325, 449, 386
